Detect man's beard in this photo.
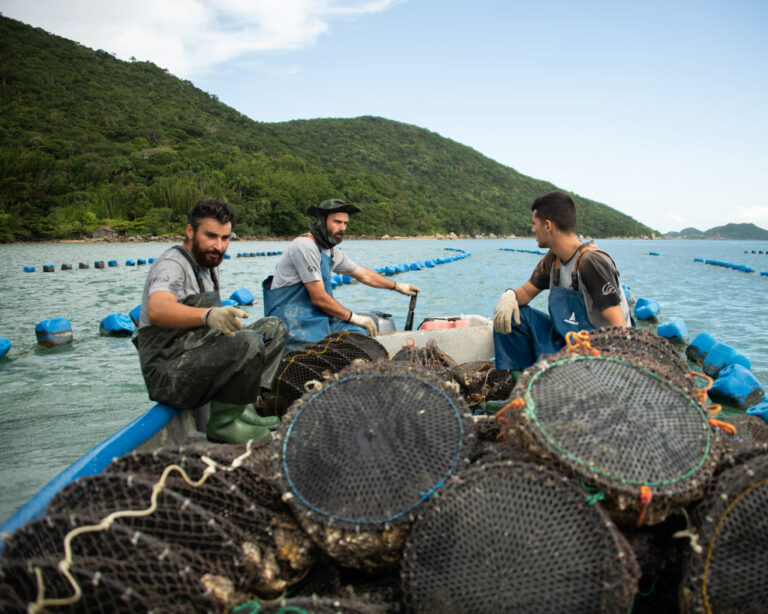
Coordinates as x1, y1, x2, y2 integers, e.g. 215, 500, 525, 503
190, 235, 224, 268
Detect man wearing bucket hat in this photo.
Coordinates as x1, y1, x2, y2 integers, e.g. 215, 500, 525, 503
263, 198, 419, 349
492, 191, 631, 370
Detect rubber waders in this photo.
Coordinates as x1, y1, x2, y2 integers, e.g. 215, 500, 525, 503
239, 404, 280, 428
207, 400, 271, 444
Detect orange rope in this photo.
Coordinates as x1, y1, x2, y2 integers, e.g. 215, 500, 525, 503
637, 486, 653, 527
564, 331, 600, 356
705, 404, 722, 418
708, 418, 737, 435
690, 371, 713, 405
495, 397, 526, 425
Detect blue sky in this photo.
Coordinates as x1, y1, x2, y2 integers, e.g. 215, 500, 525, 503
2, 0, 767, 233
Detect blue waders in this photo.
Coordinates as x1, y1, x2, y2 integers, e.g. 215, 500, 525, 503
263, 251, 366, 350
493, 286, 594, 370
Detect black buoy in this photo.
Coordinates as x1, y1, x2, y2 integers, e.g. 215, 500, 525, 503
61, 263, 73, 271
43, 264, 54, 272
79, 262, 90, 269
95, 261, 105, 269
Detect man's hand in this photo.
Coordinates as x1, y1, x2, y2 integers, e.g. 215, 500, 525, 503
393, 282, 420, 296
349, 313, 378, 337
203, 306, 249, 337
493, 289, 521, 334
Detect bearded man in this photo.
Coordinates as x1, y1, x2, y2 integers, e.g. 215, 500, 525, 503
263, 198, 419, 349
136, 198, 286, 444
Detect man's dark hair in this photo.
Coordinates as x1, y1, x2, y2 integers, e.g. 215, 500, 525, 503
531, 191, 576, 232
187, 198, 237, 229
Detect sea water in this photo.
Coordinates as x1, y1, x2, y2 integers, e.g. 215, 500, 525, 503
1, 238, 767, 523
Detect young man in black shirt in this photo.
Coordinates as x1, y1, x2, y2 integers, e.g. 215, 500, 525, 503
493, 191, 631, 370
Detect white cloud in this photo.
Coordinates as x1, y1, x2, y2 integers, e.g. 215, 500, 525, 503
0, 0, 404, 77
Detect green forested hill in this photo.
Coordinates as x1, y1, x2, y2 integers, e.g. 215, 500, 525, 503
0, 15, 655, 242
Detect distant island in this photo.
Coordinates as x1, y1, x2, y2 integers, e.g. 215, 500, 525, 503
663, 223, 768, 240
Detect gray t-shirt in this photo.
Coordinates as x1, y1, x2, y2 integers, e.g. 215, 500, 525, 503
270, 235, 357, 289
139, 246, 218, 328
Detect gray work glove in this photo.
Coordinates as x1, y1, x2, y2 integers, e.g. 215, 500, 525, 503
349, 313, 378, 337
203, 306, 248, 337
493, 289, 520, 334
393, 282, 420, 296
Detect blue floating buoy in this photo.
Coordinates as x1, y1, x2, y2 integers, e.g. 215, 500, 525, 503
108, 260, 118, 267
99, 313, 135, 337
137, 258, 147, 265
332, 274, 343, 286
229, 288, 255, 305
23, 266, 35, 272
693, 258, 704, 262
342, 275, 354, 284
702, 341, 751, 378
648, 252, 660, 256
686, 331, 717, 363
710, 364, 765, 410
79, 262, 89, 269
656, 318, 688, 344
43, 264, 54, 272
148, 257, 155, 264
129, 304, 142, 326
634, 297, 660, 321
410, 262, 423, 271
224, 254, 231, 259
397, 263, 409, 273
0, 337, 11, 359
384, 265, 397, 276
35, 317, 73, 347
425, 259, 436, 268
95, 261, 105, 269
746, 399, 768, 425
61, 262, 73, 270
126, 259, 136, 266
221, 299, 238, 307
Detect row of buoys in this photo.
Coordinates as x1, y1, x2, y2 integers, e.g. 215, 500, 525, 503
499, 248, 545, 255
694, 258, 755, 273
21, 255, 243, 273
331, 249, 471, 289
648, 252, 660, 256
684, 331, 764, 410
743, 250, 766, 254
236, 251, 282, 257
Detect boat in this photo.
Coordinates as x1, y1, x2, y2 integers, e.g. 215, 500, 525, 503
1, 308, 766, 613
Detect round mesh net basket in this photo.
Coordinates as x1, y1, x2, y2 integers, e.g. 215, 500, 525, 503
499, 339, 721, 526
273, 331, 389, 414
273, 360, 473, 571
401, 460, 640, 613
680, 453, 768, 613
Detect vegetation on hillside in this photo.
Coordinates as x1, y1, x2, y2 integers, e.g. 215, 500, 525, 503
0, 15, 656, 242
664, 223, 768, 240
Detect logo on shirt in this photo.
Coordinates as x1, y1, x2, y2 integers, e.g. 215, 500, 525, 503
307, 265, 317, 273
602, 282, 616, 295
564, 312, 579, 326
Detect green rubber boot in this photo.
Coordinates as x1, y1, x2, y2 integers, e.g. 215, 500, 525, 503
207, 401, 272, 444
240, 404, 280, 429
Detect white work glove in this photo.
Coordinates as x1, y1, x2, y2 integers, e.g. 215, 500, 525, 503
493, 289, 520, 334
203, 306, 248, 337
349, 313, 378, 337
393, 282, 420, 296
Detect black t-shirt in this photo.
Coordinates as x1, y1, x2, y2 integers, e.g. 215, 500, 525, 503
528, 249, 623, 312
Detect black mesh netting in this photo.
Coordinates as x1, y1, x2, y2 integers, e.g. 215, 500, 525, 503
501, 341, 720, 526
680, 453, 768, 613
401, 460, 640, 614
273, 331, 389, 414
392, 339, 512, 409
273, 360, 473, 570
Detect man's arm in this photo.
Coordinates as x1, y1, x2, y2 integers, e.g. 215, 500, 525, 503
305, 281, 354, 321
600, 304, 627, 327
146, 291, 207, 328
512, 281, 542, 306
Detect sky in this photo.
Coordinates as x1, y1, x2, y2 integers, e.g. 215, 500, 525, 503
2, 0, 767, 233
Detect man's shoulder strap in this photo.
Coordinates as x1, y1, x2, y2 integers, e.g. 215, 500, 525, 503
553, 244, 600, 289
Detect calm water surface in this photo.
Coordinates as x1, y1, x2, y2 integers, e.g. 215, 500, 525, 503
1, 238, 767, 523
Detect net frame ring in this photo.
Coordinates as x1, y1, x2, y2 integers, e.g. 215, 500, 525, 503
503, 350, 722, 526
271, 360, 474, 571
